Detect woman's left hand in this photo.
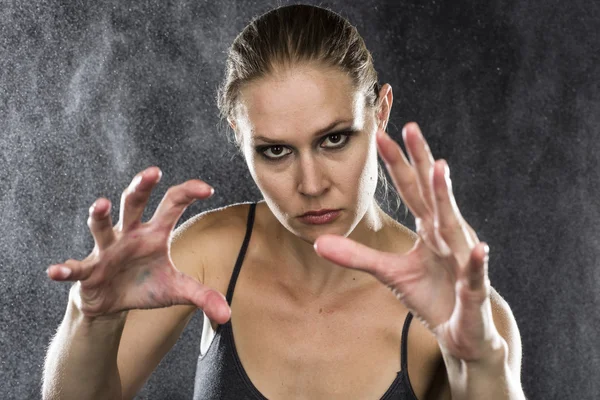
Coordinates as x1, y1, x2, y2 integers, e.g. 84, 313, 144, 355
314, 122, 504, 361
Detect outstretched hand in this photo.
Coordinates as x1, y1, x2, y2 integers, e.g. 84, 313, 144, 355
314, 122, 503, 361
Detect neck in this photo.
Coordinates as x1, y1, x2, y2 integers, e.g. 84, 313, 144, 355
270, 200, 390, 298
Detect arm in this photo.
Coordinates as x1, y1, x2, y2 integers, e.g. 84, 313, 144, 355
42, 206, 220, 400
437, 288, 524, 400
117, 212, 219, 399
42, 290, 128, 400
312, 123, 526, 400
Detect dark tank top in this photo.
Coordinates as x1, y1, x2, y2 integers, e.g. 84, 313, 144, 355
193, 202, 418, 399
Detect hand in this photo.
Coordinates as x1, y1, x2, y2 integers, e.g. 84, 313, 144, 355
47, 167, 231, 324
314, 122, 502, 361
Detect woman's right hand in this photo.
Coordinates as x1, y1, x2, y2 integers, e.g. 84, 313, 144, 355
46, 166, 231, 324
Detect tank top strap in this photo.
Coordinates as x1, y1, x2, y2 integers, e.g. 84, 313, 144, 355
225, 202, 257, 305
400, 311, 414, 372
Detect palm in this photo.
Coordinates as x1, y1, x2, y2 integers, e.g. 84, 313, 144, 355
314, 123, 494, 360
389, 238, 457, 330
48, 167, 230, 324
77, 242, 183, 314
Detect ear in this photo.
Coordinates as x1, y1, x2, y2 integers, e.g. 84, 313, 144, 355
227, 117, 243, 147
376, 84, 393, 131
227, 117, 237, 131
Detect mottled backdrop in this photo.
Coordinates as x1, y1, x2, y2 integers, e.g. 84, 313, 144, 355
1, 0, 599, 399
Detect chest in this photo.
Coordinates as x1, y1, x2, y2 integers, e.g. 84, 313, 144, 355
228, 280, 407, 399
200, 205, 443, 399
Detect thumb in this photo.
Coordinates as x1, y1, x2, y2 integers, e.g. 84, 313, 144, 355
313, 234, 398, 284
464, 242, 490, 292
175, 274, 231, 324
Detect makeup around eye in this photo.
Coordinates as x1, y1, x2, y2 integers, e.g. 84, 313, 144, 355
255, 131, 356, 161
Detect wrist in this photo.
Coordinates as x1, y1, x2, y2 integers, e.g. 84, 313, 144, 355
441, 337, 523, 400
68, 283, 128, 326
463, 334, 508, 370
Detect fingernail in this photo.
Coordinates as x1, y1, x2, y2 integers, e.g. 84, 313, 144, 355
59, 266, 72, 278
132, 175, 143, 190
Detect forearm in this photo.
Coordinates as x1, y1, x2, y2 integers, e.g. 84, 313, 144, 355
441, 339, 525, 400
42, 285, 128, 400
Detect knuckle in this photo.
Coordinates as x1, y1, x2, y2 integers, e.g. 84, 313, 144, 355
169, 185, 190, 205
121, 187, 131, 201
123, 188, 143, 207
165, 186, 178, 197
438, 219, 460, 235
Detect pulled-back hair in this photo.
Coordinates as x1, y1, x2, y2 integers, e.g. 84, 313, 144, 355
217, 4, 403, 215
217, 4, 380, 123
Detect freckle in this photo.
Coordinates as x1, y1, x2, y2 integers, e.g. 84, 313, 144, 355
319, 308, 323, 314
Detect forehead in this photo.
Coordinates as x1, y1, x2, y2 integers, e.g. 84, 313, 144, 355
236, 64, 365, 138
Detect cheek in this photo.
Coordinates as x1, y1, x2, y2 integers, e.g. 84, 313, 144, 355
246, 157, 292, 198
355, 138, 380, 193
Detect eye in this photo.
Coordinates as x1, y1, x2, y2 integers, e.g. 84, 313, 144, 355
258, 132, 353, 161
321, 133, 350, 148
262, 145, 293, 160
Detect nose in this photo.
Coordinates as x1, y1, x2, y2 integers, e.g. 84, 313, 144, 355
297, 154, 329, 197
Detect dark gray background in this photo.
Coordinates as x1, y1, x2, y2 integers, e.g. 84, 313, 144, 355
1, 0, 599, 399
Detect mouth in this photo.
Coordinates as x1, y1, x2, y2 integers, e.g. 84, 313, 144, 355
297, 209, 342, 225
299, 209, 340, 217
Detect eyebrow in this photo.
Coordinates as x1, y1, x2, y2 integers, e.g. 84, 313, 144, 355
253, 119, 355, 144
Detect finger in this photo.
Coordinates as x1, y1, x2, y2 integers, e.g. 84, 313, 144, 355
446, 243, 493, 358
149, 180, 214, 232
175, 275, 231, 324
432, 160, 472, 261
119, 167, 163, 231
87, 197, 115, 250
402, 122, 436, 215
464, 242, 490, 291
46, 259, 93, 282
313, 234, 399, 285
376, 127, 430, 219
464, 223, 479, 246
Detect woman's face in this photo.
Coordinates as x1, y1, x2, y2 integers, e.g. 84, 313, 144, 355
233, 64, 382, 244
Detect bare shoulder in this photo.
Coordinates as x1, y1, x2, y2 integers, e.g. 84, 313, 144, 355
171, 201, 251, 244
169, 201, 255, 294
381, 213, 419, 254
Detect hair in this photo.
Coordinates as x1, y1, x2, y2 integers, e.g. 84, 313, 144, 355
217, 4, 404, 216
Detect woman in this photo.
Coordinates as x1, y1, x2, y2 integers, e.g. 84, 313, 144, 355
43, 4, 524, 400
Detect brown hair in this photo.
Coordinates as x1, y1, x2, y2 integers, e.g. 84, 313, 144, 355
217, 4, 403, 215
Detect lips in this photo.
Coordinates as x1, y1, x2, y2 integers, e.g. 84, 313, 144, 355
300, 209, 340, 217
298, 210, 342, 225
